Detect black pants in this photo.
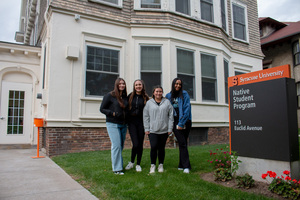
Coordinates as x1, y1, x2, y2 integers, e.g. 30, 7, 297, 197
128, 120, 145, 165
174, 118, 191, 169
148, 133, 168, 165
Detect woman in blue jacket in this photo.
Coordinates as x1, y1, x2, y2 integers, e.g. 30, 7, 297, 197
166, 78, 192, 173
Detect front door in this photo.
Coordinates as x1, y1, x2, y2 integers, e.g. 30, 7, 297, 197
0, 81, 33, 144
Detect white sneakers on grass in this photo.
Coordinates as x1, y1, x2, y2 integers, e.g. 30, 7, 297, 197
183, 168, 190, 174
150, 164, 156, 173
136, 165, 142, 172
125, 162, 142, 172
150, 164, 164, 173
158, 164, 164, 173
125, 162, 134, 170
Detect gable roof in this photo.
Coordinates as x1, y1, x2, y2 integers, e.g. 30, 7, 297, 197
259, 17, 300, 47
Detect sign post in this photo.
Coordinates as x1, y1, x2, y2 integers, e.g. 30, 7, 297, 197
228, 65, 299, 181
32, 118, 45, 159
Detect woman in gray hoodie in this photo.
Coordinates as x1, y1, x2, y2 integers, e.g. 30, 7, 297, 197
143, 85, 173, 173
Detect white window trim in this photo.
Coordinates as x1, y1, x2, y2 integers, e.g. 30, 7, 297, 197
88, 0, 123, 8
231, 0, 249, 43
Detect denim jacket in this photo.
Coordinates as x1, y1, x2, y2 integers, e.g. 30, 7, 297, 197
166, 90, 192, 128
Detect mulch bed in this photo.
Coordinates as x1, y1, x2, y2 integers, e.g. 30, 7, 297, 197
200, 172, 286, 200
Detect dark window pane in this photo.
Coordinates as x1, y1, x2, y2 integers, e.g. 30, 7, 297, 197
233, 4, 246, 40
141, 72, 161, 97
201, 0, 213, 22
141, 46, 161, 71
18, 126, 23, 134
103, 0, 118, 5
176, 0, 190, 15
7, 126, 12, 134
86, 72, 118, 96
141, 0, 161, 8
221, 0, 226, 31
202, 78, 216, 101
178, 74, 194, 99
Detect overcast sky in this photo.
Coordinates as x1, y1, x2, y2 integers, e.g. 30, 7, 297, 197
0, 0, 299, 43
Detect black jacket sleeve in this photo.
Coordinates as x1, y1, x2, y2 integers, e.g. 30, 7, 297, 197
100, 93, 113, 117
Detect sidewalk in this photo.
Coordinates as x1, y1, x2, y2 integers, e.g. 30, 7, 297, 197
0, 148, 98, 200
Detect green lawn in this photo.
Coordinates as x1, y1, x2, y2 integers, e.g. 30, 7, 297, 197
52, 144, 273, 200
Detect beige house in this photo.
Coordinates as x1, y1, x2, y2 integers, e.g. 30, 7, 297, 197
259, 17, 300, 125
0, 0, 263, 155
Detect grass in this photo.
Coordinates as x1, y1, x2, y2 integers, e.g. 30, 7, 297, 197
52, 144, 273, 200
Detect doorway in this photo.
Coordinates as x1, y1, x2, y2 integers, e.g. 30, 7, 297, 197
0, 81, 33, 144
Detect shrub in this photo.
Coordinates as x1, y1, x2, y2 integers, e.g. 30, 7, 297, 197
236, 173, 255, 189
262, 170, 300, 199
208, 148, 241, 182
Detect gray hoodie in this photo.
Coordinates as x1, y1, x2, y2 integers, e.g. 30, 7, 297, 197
143, 98, 174, 134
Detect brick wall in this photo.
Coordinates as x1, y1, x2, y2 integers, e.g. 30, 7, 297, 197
207, 127, 229, 144
44, 127, 175, 156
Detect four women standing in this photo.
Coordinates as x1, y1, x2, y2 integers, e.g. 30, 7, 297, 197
100, 77, 191, 175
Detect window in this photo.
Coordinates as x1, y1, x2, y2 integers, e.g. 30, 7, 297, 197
100, 0, 118, 4
221, 0, 227, 31
293, 41, 300, 66
224, 59, 229, 104
141, 0, 161, 9
141, 46, 161, 96
201, 54, 217, 101
232, 3, 246, 41
176, 0, 190, 15
7, 91, 25, 134
88, 0, 121, 6
85, 46, 119, 97
201, 0, 214, 22
177, 49, 195, 99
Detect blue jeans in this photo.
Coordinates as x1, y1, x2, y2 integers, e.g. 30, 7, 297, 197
106, 122, 127, 172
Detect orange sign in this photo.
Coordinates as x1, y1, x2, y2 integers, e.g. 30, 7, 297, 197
228, 64, 291, 87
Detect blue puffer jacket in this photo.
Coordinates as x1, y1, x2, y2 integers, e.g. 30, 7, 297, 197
166, 90, 192, 128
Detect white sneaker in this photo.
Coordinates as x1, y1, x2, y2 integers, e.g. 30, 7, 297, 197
114, 171, 124, 175
178, 168, 183, 170
136, 165, 142, 172
150, 164, 155, 173
183, 168, 190, 174
125, 162, 134, 170
158, 164, 164, 173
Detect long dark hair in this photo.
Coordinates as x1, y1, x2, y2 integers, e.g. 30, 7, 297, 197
128, 79, 149, 110
171, 77, 183, 100
152, 85, 164, 99
111, 77, 127, 109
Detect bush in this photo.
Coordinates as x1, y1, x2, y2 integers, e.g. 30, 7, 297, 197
208, 148, 241, 181
262, 170, 300, 199
236, 173, 255, 189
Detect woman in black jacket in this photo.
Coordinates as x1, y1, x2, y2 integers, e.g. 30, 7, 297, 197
125, 79, 149, 172
100, 78, 128, 175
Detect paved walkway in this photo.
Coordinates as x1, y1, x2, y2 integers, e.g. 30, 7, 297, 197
0, 148, 98, 200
